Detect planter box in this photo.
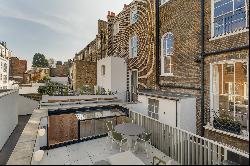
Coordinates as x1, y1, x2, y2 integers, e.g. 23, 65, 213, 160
213, 119, 241, 135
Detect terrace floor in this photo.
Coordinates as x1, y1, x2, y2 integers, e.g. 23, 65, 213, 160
36, 137, 173, 165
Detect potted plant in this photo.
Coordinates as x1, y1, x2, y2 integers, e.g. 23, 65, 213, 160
213, 116, 241, 135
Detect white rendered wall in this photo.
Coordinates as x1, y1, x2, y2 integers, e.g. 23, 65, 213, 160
0, 91, 18, 150
39, 117, 48, 148
17, 95, 39, 115
178, 98, 196, 134
111, 57, 127, 102
19, 83, 45, 94
97, 57, 112, 91
137, 94, 196, 133
50, 77, 68, 85
137, 95, 177, 127
97, 57, 127, 102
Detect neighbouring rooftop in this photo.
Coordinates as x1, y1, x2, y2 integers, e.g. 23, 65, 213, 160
138, 89, 194, 100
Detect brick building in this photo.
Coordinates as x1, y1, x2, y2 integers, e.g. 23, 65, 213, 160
0, 41, 12, 89
72, 19, 109, 91
25, 67, 50, 83
202, 0, 249, 152
72, 0, 249, 151
9, 57, 27, 83
50, 61, 70, 77
107, 0, 156, 101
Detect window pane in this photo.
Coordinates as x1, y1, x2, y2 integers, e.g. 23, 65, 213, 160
166, 34, 173, 55
214, 0, 233, 17
164, 56, 171, 74
234, 0, 245, 9
213, 0, 247, 36
212, 61, 249, 133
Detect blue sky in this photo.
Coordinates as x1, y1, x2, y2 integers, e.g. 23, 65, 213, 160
0, 0, 132, 68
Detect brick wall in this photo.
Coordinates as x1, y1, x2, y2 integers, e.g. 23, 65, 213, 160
9, 57, 27, 83
72, 60, 97, 91
204, 0, 249, 52
159, 0, 202, 134
50, 62, 69, 77
203, 0, 249, 145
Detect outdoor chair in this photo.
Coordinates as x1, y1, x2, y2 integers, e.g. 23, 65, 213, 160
111, 131, 128, 152
122, 117, 134, 124
134, 132, 152, 158
105, 121, 114, 143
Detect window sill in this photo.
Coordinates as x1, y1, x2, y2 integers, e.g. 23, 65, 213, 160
130, 56, 138, 59
209, 28, 249, 41
160, 73, 174, 77
204, 124, 249, 141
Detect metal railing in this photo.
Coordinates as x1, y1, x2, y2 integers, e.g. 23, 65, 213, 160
129, 111, 249, 165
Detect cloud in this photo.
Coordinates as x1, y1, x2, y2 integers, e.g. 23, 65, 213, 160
0, 0, 132, 68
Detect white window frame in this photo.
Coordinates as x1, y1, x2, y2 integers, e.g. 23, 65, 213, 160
148, 98, 159, 120
209, 59, 249, 123
113, 21, 119, 36
161, 32, 174, 76
130, 35, 138, 58
210, 0, 249, 40
244, 82, 248, 99
130, 8, 138, 24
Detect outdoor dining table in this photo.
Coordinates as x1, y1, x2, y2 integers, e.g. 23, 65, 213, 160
114, 123, 145, 151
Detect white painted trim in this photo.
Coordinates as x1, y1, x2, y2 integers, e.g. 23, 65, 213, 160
161, 32, 174, 76
210, 0, 249, 40
129, 35, 138, 58
209, 29, 249, 41
160, 73, 174, 77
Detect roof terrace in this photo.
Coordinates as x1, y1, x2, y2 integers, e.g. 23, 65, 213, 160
7, 96, 249, 165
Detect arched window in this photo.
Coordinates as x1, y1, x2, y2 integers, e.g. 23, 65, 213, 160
161, 32, 174, 76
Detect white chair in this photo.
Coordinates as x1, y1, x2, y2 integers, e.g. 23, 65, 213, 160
134, 132, 152, 158
105, 121, 114, 143
111, 131, 128, 152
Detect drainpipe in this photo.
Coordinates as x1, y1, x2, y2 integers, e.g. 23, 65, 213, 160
176, 100, 178, 127
200, 0, 205, 137
155, 0, 160, 88
100, 32, 103, 60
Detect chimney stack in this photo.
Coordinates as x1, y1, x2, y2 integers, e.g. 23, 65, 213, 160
124, 4, 128, 10
107, 11, 115, 17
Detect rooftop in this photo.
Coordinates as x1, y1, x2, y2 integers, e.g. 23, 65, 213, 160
138, 89, 194, 100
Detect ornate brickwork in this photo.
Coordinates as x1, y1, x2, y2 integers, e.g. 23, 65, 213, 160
108, 0, 157, 89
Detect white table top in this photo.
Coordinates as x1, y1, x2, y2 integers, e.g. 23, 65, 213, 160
107, 151, 145, 165
115, 123, 145, 136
